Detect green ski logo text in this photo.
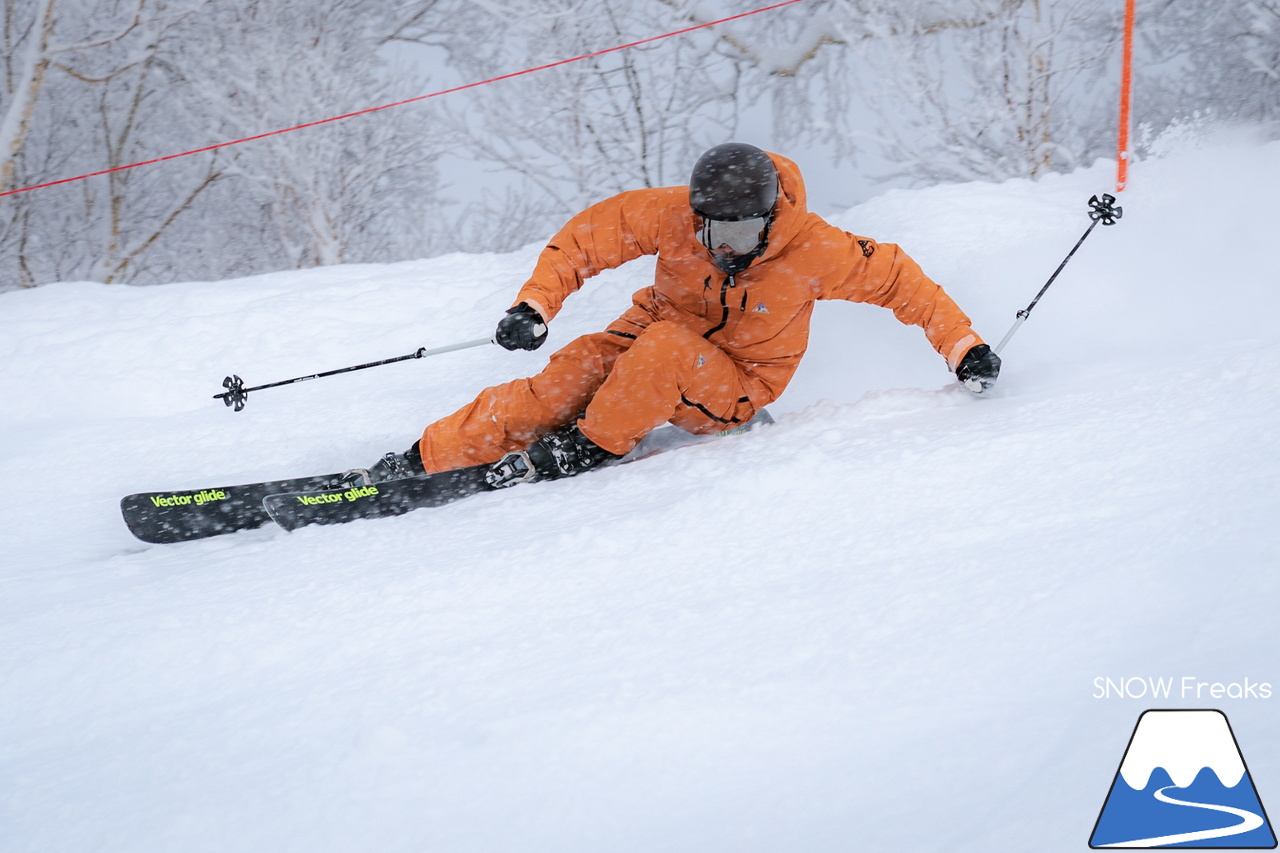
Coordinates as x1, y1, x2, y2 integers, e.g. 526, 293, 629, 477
151, 489, 228, 508
296, 485, 379, 506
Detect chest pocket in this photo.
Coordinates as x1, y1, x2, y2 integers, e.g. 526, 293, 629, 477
721, 277, 812, 349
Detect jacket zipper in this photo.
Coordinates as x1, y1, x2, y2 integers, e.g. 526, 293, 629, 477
703, 275, 734, 339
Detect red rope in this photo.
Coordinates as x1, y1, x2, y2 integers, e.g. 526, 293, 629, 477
1, 0, 807, 199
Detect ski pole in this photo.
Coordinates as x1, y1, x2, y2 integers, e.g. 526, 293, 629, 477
993, 193, 1123, 356
214, 336, 494, 411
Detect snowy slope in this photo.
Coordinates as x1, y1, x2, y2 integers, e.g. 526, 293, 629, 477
2, 137, 1279, 853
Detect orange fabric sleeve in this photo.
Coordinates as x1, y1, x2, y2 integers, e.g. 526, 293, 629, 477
820, 231, 982, 371
514, 189, 667, 322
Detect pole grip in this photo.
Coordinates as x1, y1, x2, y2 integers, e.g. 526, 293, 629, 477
994, 314, 1026, 356
414, 337, 495, 359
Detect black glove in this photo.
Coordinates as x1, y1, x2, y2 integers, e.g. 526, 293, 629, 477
494, 302, 548, 351
956, 343, 1001, 393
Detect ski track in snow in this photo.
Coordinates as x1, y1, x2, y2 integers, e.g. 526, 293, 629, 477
1100, 786, 1265, 848
2, 140, 1279, 852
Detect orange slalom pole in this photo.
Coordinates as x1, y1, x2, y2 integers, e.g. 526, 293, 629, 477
1116, 0, 1136, 191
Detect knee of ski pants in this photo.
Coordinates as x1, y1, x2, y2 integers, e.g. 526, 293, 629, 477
643, 322, 754, 432
417, 331, 631, 473
580, 320, 751, 448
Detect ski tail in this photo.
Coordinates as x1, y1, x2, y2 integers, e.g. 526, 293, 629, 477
121, 473, 343, 543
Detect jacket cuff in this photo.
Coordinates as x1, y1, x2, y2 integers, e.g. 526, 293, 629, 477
516, 296, 552, 324
945, 332, 979, 372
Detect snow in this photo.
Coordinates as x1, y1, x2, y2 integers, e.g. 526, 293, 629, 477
3, 137, 1280, 852
1119, 711, 1245, 789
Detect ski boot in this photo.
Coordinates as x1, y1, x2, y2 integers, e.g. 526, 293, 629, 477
485, 423, 621, 488
328, 443, 424, 489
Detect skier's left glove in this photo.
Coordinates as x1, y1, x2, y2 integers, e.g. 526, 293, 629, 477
956, 343, 1001, 393
494, 302, 548, 351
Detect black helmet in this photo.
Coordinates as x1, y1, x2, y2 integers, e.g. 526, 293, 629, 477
689, 142, 779, 221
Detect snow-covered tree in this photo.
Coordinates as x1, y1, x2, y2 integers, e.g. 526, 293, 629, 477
420, 0, 746, 252
715, 0, 1123, 184
4, 0, 1277, 291
1144, 0, 1280, 127
70, 3, 228, 284
1, 0, 447, 288
0, 0, 147, 194
0, 0, 158, 285
191, 0, 445, 270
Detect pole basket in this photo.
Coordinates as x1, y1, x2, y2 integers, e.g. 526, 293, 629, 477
1089, 194, 1123, 226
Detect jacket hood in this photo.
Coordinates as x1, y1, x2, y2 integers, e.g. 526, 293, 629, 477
757, 151, 809, 263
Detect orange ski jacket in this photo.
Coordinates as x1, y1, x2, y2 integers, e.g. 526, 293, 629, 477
515, 152, 983, 410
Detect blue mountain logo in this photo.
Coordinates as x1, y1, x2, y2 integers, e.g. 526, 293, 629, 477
1091, 710, 1276, 848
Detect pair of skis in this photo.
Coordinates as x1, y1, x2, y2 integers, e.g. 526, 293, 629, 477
119, 465, 494, 543
120, 412, 773, 544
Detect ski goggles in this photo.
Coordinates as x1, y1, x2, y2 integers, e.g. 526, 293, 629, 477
697, 214, 769, 255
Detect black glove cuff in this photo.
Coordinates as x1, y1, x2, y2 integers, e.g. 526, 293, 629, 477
956, 343, 1001, 390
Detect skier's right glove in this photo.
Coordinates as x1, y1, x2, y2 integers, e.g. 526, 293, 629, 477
956, 343, 1001, 393
494, 302, 548, 351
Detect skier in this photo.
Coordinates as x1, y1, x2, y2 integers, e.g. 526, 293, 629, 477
361, 142, 1000, 487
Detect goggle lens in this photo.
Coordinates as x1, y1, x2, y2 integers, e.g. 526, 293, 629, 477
699, 215, 767, 254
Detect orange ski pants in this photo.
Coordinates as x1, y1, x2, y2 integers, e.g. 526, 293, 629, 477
418, 320, 755, 473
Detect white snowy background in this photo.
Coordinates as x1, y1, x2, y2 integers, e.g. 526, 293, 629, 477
2, 136, 1278, 851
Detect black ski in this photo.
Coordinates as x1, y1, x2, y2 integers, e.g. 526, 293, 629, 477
263, 466, 494, 532
121, 473, 344, 543
263, 410, 774, 533
124, 411, 775, 541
